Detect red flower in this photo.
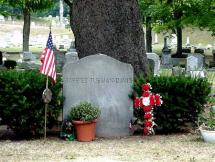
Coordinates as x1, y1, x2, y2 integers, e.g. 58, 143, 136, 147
142, 91, 150, 97
134, 97, 140, 108
154, 94, 162, 106
144, 113, 152, 119
143, 127, 149, 135
142, 83, 151, 91
144, 121, 152, 127
139, 98, 143, 108
143, 106, 152, 112
149, 95, 155, 106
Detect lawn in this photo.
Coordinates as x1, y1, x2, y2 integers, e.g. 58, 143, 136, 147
0, 134, 214, 162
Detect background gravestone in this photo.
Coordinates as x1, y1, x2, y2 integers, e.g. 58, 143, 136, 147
209, 50, 215, 67
63, 54, 133, 137
64, 43, 79, 64
161, 37, 171, 66
186, 54, 205, 77
186, 54, 204, 71
146, 53, 160, 76
22, 51, 33, 61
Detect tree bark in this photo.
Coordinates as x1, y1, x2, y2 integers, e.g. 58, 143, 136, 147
172, 9, 183, 58
64, 0, 73, 30
71, 0, 149, 75
175, 26, 182, 56
146, 16, 152, 53
23, 8, 31, 52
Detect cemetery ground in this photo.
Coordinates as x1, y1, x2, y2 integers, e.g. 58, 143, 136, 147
0, 133, 214, 162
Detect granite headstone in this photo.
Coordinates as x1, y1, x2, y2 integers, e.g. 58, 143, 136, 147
22, 51, 33, 61
186, 54, 204, 71
146, 53, 160, 76
63, 54, 133, 137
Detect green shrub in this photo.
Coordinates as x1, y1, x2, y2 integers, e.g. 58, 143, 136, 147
69, 102, 101, 121
4, 60, 17, 69
133, 74, 211, 133
0, 70, 63, 138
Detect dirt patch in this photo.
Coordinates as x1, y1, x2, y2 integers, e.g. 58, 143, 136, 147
0, 134, 214, 162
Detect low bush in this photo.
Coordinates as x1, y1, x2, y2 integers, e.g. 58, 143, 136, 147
0, 70, 63, 138
133, 74, 211, 133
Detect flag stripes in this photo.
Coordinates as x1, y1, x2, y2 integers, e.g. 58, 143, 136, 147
39, 32, 56, 83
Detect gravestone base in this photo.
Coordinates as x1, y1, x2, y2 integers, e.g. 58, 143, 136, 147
161, 54, 171, 65
188, 70, 206, 78
209, 61, 215, 68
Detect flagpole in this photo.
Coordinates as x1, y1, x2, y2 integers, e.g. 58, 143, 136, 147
44, 76, 48, 140
41, 24, 55, 140
44, 24, 51, 140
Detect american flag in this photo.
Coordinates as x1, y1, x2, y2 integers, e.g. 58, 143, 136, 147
39, 31, 56, 83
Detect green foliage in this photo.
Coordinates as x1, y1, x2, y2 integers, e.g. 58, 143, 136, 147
198, 111, 215, 131
0, 0, 69, 17
34, 0, 69, 17
4, 60, 17, 69
138, 0, 215, 34
133, 75, 211, 133
0, 70, 63, 138
208, 97, 215, 104
69, 102, 101, 122
1, 0, 54, 12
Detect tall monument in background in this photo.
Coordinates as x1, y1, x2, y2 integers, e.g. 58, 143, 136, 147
59, 0, 64, 27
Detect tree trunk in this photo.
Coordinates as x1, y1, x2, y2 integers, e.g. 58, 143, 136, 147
172, 9, 183, 58
64, 0, 73, 30
176, 26, 182, 56
23, 8, 31, 52
72, 0, 149, 75
146, 16, 152, 53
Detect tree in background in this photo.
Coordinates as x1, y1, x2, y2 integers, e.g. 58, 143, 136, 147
139, 0, 215, 57
64, 0, 73, 30
65, 0, 150, 75
1, 0, 54, 52
33, 0, 69, 17
138, 0, 156, 53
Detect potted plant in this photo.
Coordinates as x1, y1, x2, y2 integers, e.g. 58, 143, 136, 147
208, 95, 215, 112
198, 110, 215, 143
69, 102, 101, 142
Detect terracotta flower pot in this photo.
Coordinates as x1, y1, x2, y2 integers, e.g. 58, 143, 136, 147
72, 120, 97, 142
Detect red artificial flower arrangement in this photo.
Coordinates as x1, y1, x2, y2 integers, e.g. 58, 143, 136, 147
134, 83, 163, 135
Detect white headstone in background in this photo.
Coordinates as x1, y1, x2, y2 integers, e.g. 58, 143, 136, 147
65, 51, 78, 64
31, 22, 36, 27
146, 53, 160, 76
21, 51, 34, 61
0, 15, 5, 22
8, 16, 12, 21
154, 33, 158, 44
186, 54, 204, 71
186, 36, 190, 46
170, 34, 177, 46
